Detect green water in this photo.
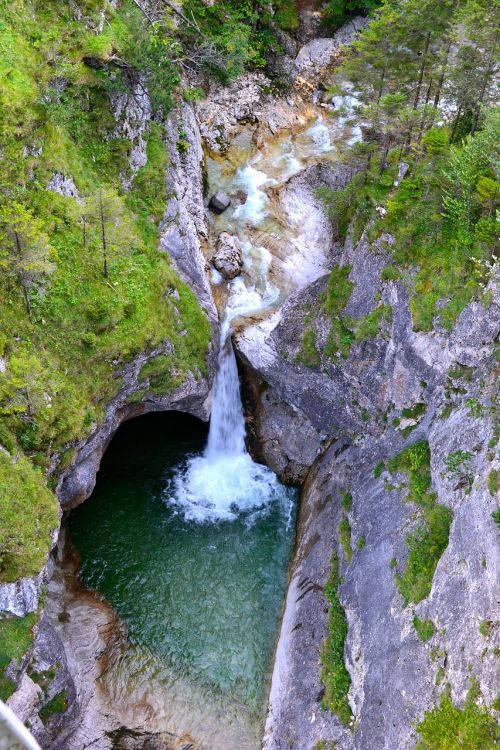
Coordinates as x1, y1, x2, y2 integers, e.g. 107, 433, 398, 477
69, 412, 296, 747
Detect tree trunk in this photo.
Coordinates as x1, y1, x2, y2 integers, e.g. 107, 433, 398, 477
376, 68, 386, 104
449, 105, 462, 142
434, 37, 452, 108
379, 136, 391, 175
99, 194, 108, 278
470, 34, 498, 135
413, 31, 431, 110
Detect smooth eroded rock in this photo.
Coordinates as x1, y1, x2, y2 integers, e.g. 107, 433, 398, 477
209, 191, 231, 213
212, 232, 243, 279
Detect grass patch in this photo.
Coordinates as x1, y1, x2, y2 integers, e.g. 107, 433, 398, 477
0, 613, 38, 701
338, 516, 352, 563
0, 453, 58, 582
340, 491, 353, 511
387, 441, 453, 605
374, 461, 385, 478
297, 327, 320, 367
39, 689, 68, 724
487, 469, 499, 496
415, 689, 500, 749
320, 552, 351, 725
413, 616, 436, 642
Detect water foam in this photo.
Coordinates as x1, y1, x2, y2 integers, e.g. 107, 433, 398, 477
165, 321, 290, 524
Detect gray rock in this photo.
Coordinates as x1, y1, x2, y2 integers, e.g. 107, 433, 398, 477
244, 219, 500, 749
209, 191, 231, 213
212, 232, 243, 279
0, 573, 43, 617
46, 173, 81, 203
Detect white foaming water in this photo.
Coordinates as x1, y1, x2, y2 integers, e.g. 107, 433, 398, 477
306, 118, 333, 154
233, 162, 276, 226
167, 320, 289, 524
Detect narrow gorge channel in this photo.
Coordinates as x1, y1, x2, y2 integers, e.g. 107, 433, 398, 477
62, 98, 348, 749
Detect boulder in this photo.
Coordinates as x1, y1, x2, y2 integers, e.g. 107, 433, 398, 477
212, 233, 243, 279
209, 191, 231, 213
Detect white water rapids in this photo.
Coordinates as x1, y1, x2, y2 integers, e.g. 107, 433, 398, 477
169, 97, 363, 524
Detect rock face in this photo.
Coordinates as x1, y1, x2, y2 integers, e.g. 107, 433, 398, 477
212, 232, 243, 279
239, 223, 500, 749
294, 18, 369, 85
161, 103, 218, 325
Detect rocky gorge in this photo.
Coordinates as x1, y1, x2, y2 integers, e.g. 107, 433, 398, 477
0, 2, 499, 750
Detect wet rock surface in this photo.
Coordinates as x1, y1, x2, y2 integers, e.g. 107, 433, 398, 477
208, 191, 231, 213
212, 232, 243, 279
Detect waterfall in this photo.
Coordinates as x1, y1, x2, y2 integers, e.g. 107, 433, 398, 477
166, 321, 290, 524
206, 328, 246, 459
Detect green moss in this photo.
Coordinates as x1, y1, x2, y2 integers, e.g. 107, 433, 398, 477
297, 327, 320, 367
352, 304, 392, 341
139, 355, 184, 394
387, 442, 453, 605
39, 690, 69, 724
445, 450, 473, 474
487, 469, 499, 496
340, 491, 353, 511
374, 461, 385, 478
415, 692, 500, 749
338, 516, 352, 563
413, 616, 436, 642
381, 263, 399, 281
435, 666, 445, 686
401, 402, 427, 420
320, 552, 351, 725
0, 613, 38, 701
479, 621, 493, 638
356, 535, 366, 550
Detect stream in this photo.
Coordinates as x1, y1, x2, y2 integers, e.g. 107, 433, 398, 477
68, 101, 351, 748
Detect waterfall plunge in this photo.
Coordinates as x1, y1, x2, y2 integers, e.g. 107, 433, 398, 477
167, 324, 288, 524
206, 330, 246, 459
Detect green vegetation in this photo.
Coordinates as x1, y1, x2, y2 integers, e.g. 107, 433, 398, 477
356, 535, 366, 550
0, 613, 38, 700
340, 491, 353, 511
297, 328, 321, 367
0, 453, 58, 581
445, 450, 473, 474
39, 690, 68, 724
413, 615, 436, 642
374, 461, 385, 478
487, 469, 499, 496
321, 552, 351, 724
323, 0, 499, 332
314, 264, 392, 360
324, 0, 381, 30
338, 516, 353, 563
387, 442, 453, 605
401, 403, 427, 421
0, 0, 213, 581
415, 689, 500, 749
479, 620, 493, 638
